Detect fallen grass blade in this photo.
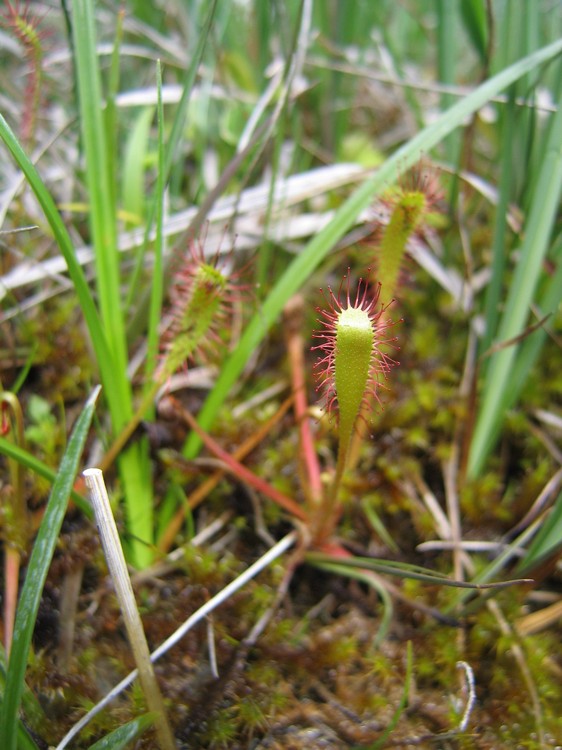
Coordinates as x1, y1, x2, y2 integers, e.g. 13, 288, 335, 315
306, 552, 530, 590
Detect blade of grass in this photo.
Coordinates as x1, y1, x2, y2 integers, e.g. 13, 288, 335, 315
184, 37, 562, 458
436, 0, 461, 168
70, 0, 128, 382
499, 235, 562, 410
0, 115, 121, 422
517, 490, 562, 575
0, 654, 43, 750
70, 0, 154, 566
306, 552, 528, 589
459, 0, 488, 65
124, 0, 218, 309
468, 82, 562, 477
495, 0, 540, 202
87, 714, 156, 750
121, 106, 154, 229
480, 90, 516, 356
145, 61, 166, 385
0, 387, 100, 750
0, 437, 91, 516
104, 7, 125, 214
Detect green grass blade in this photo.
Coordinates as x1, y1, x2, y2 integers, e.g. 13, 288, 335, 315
70, 0, 128, 389
468, 83, 562, 477
104, 7, 124, 214
0, 437, 91, 516
184, 37, 562, 457
459, 0, 488, 64
124, 0, 218, 308
517, 491, 562, 574
306, 552, 520, 589
436, 0, 461, 167
145, 62, 165, 384
121, 106, 154, 229
70, 0, 158, 566
0, 387, 100, 750
486, 235, 562, 428
0, 115, 121, 423
480, 92, 516, 356
87, 714, 156, 749
499, 237, 562, 412
0, 654, 42, 750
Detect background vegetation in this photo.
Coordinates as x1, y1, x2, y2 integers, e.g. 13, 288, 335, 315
1, 1, 561, 748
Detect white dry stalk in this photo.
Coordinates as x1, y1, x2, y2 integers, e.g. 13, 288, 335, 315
0, 163, 365, 297
56, 529, 297, 750
455, 660, 476, 732
0, 160, 463, 313
83, 468, 177, 750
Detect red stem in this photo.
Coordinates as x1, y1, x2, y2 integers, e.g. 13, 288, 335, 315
166, 396, 308, 522
283, 295, 323, 507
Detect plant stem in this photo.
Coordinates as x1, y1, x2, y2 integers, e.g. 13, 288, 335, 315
283, 295, 323, 508
312, 438, 349, 544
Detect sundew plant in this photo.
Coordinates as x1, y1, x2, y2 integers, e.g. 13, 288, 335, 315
1, 1, 562, 748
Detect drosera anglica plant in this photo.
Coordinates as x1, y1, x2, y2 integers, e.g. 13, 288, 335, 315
365, 164, 444, 304
0, 1, 47, 147
98, 238, 247, 476
158, 239, 247, 380
311, 271, 398, 543
155, 269, 403, 551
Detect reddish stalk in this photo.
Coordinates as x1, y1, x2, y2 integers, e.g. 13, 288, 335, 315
1, 391, 29, 656
283, 295, 323, 509
161, 396, 308, 522
157, 394, 296, 552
